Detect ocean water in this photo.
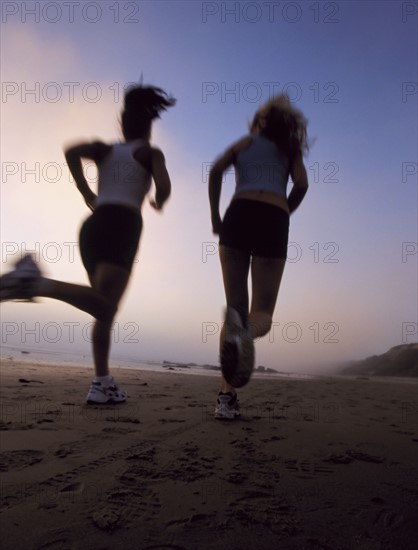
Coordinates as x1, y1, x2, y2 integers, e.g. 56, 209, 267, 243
0, 344, 213, 376
0, 344, 314, 380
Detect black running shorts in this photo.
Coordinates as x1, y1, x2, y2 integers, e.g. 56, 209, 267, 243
79, 205, 142, 276
219, 199, 289, 259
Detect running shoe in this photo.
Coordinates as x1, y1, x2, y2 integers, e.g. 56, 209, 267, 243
0, 254, 41, 302
86, 377, 128, 404
221, 306, 255, 388
214, 392, 240, 420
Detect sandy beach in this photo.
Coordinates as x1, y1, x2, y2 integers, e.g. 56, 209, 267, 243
0, 360, 417, 550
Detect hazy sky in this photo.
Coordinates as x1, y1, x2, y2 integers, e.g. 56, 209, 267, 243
1, 1, 417, 372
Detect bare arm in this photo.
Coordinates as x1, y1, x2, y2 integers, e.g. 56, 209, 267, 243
133, 146, 171, 211
287, 153, 309, 215
209, 136, 251, 234
150, 148, 171, 210
64, 141, 110, 211
208, 153, 231, 235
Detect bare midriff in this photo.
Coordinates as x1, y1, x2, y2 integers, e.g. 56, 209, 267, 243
233, 190, 289, 215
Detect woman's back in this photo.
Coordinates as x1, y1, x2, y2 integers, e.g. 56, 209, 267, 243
234, 134, 290, 199
96, 140, 152, 211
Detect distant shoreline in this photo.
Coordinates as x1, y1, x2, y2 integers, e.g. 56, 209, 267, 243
1, 345, 416, 384
1, 345, 316, 380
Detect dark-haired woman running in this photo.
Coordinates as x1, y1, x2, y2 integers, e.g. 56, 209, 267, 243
1, 85, 176, 404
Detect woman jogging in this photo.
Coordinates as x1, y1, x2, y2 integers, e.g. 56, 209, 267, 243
1, 84, 175, 404
208, 94, 310, 419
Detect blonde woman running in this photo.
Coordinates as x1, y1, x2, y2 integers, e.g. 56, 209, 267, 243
209, 95, 310, 419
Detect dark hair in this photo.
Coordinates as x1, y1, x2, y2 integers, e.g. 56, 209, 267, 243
121, 85, 176, 140
250, 94, 309, 158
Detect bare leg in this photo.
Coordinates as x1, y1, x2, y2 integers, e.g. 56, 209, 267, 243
1, 260, 115, 321
248, 256, 286, 339
88, 263, 131, 377
3, 258, 131, 377
38, 278, 116, 322
1, 254, 133, 400
218, 245, 250, 393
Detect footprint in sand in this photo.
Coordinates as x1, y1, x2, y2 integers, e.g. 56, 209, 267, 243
104, 416, 140, 424
346, 450, 385, 463
285, 458, 335, 478
91, 485, 160, 531
0, 449, 44, 471
60, 482, 84, 494
92, 508, 123, 532
18, 378, 44, 384
0, 421, 36, 431
323, 450, 385, 465
33, 527, 69, 550
142, 545, 187, 550
101, 426, 137, 434
374, 509, 405, 529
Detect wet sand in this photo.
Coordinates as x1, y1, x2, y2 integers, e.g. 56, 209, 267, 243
0, 360, 417, 549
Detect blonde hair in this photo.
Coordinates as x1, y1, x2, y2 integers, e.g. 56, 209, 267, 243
250, 94, 310, 157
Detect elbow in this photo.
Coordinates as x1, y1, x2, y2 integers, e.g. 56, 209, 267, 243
294, 178, 309, 193
156, 182, 171, 204
208, 170, 222, 195
298, 184, 308, 200
209, 167, 222, 181
164, 180, 172, 199
64, 148, 77, 164
209, 160, 224, 180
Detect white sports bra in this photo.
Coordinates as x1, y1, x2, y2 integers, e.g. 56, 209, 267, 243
95, 140, 152, 212
234, 135, 290, 199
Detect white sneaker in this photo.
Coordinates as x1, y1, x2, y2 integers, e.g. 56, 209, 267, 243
214, 392, 240, 420
86, 377, 128, 404
0, 254, 41, 302
221, 306, 255, 388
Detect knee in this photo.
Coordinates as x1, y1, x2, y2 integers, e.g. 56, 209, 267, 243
100, 301, 118, 324
248, 312, 272, 339
256, 317, 272, 338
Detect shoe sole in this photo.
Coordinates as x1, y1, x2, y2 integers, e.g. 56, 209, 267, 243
221, 337, 255, 388
221, 307, 255, 388
0, 274, 39, 302
86, 392, 128, 404
214, 411, 240, 420
86, 397, 127, 404
214, 395, 240, 420
220, 341, 239, 383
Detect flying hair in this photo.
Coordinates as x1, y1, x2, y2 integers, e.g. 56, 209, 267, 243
121, 84, 176, 140
250, 94, 310, 158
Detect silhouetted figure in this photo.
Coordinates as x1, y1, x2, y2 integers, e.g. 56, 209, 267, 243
209, 94, 310, 419
1, 84, 176, 404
